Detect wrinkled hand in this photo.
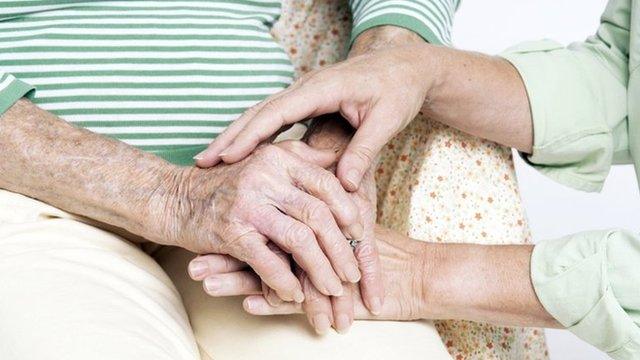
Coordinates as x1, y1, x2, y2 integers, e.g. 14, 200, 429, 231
174, 142, 364, 303
290, 167, 382, 334
189, 224, 428, 323
189, 140, 383, 334
194, 46, 431, 192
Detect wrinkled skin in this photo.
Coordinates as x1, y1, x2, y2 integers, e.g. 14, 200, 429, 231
291, 166, 381, 333
176, 143, 364, 303
191, 136, 383, 333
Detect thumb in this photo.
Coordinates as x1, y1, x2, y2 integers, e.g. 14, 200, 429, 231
336, 119, 394, 191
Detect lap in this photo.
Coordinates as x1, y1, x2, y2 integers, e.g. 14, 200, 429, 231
0, 190, 199, 360
157, 247, 452, 360
0, 189, 452, 360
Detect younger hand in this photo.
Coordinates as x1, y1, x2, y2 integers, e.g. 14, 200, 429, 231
194, 46, 433, 192
189, 225, 428, 324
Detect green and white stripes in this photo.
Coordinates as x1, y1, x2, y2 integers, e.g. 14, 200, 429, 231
0, 0, 457, 165
349, 0, 459, 45
0, 0, 293, 163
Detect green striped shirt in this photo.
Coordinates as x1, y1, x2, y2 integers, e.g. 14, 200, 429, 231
0, 0, 458, 165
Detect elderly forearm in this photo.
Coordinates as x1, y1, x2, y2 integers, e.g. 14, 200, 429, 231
421, 241, 560, 327
0, 99, 178, 242
420, 45, 533, 153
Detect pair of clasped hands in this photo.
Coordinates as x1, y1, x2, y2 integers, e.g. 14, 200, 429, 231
186, 47, 431, 335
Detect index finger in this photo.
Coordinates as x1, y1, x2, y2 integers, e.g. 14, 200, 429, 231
220, 78, 341, 163
194, 88, 292, 167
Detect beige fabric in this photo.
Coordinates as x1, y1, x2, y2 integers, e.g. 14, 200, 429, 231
0, 189, 451, 360
157, 246, 451, 360
0, 190, 199, 360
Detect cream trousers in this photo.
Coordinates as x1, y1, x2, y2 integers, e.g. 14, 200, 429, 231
0, 189, 451, 360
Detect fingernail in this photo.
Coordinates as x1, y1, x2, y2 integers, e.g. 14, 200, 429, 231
245, 297, 259, 312
335, 314, 352, 334
188, 260, 207, 278
369, 297, 382, 315
204, 277, 222, 293
345, 263, 361, 283
328, 281, 344, 297
193, 150, 207, 160
345, 168, 361, 189
293, 289, 305, 303
312, 314, 331, 335
347, 223, 364, 240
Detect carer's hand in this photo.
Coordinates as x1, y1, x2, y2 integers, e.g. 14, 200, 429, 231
173, 142, 364, 303
187, 224, 430, 323
194, 46, 432, 191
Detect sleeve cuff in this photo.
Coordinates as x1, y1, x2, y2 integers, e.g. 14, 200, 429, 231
349, 0, 456, 46
0, 74, 35, 115
350, 13, 445, 46
500, 40, 626, 193
532, 230, 640, 358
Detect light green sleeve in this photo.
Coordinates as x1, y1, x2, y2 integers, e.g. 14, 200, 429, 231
499, 0, 631, 192
532, 230, 640, 359
348, 0, 461, 46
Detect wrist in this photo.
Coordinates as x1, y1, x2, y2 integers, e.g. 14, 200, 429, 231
413, 43, 448, 110
414, 241, 448, 319
349, 25, 423, 58
137, 163, 199, 246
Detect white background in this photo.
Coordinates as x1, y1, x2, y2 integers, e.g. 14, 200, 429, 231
453, 1, 640, 359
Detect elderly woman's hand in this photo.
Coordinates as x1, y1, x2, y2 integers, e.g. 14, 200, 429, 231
167, 142, 365, 303
286, 164, 381, 334
189, 140, 383, 334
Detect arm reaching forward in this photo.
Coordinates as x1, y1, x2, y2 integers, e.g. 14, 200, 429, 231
194, 44, 532, 191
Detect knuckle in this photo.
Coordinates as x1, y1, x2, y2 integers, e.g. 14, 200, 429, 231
355, 241, 377, 261
281, 187, 304, 207
232, 233, 262, 262
285, 225, 314, 252
316, 171, 341, 192
262, 100, 285, 118
221, 255, 235, 271
305, 295, 327, 308
351, 144, 376, 164
243, 103, 261, 117
340, 203, 360, 226
303, 201, 332, 222
254, 143, 280, 158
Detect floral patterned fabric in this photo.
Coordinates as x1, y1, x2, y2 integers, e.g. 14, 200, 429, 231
272, 1, 549, 358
